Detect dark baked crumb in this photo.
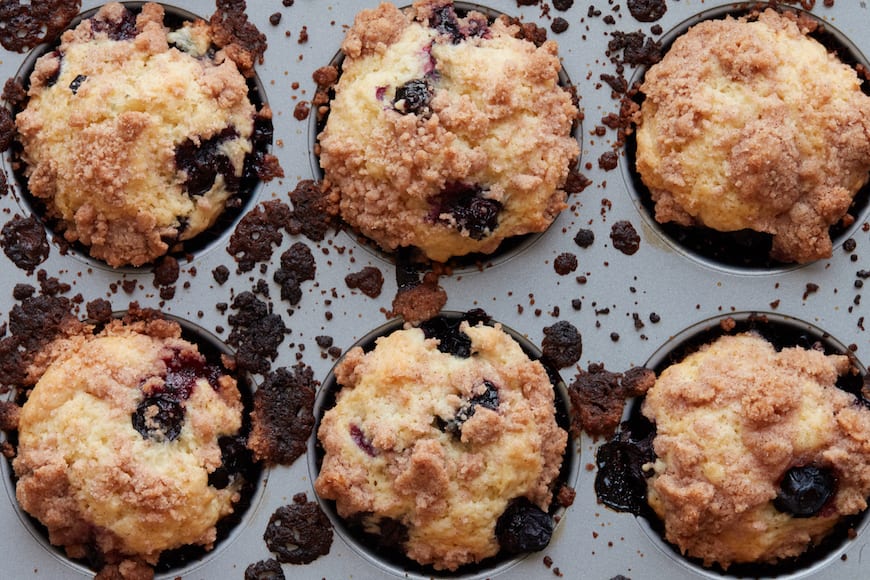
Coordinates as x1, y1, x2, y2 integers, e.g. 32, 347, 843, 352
86, 299, 113, 325
0, 0, 81, 52
608, 30, 662, 68
282, 0, 295, 6
569, 364, 655, 438
3, 78, 26, 110
542, 321, 582, 369
0, 107, 14, 152
554, 253, 578, 275
0, 293, 77, 389
12, 284, 34, 301
1, 215, 49, 273
152, 256, 180, 287
293, 101, 310, 120
390, 271, 447, 325
565, 169, 592, 194
627, 0, 667, 22
573, 229, 595, 248
803, 283, 820, 300
598, 151, 619, 171
556, 484, 577, 507
250, 107, 284, 182
553, 0, 574, 10
502, 16, 548, 47
209, 0, 268, 77
288, 180, 333, 242
315, 335, 333, 349
268, 13, 281, 26
345, 266, 384, 298
0, 400, 20, 430
551, 18, 569, 34
244, 558, 285, 580
248, 364, 316, 465
610, 221, 640, 255
212, 265, 230, 285
274, 242, 316, 305
227, 201, 293, 272
227, 291, 288, 375
297, 26, 308, 44
264, 501, 333, 564
600, 74, 628, 94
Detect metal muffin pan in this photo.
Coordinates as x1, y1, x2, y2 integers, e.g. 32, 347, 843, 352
0, 1, 868, 578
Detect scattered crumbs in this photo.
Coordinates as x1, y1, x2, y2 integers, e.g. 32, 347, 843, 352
551, 17, 569, 34
0, 0, 81, 52
598, 151, 619, 171
274, 242, 316, 305
626, 0, 667, 22
390, 272, 447, 325
568, 365, 655, 438
541, 321, 583, 368
770, 299, 780, 309
297, 25, 308, 44
610, 221, 641, 255
574, 229, 595, 248
345, 266, 384, 298
152, 255, 180, 287
553, 0, 574, 10
212, 265, 230, 285
1, 215, 50, 273
244, 559, 285, 580
227, 291, 288, 375
554, 253, 579, 275
268, 12, 281, 26
803, 283, 820, 300
227, 200, 293, 272
249, 364, 316, 465
263, 498, 333, 564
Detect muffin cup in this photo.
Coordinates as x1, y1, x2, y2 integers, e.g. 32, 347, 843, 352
310, 1, 583, 274
598, 312, 870, 578
620, 2, 870, 273
0, 311, 267, 579
5, 2, 274, 272
307, 311, 579, 579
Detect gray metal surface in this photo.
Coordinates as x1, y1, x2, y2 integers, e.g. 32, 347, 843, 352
0, 1, 868, 578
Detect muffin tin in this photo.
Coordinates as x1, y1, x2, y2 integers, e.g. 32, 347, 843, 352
0, 1, 868, 578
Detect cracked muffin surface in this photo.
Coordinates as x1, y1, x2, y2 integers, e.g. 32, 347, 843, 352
314, 321, 567, 570
13, 316, 244, 572
635, 9, 870, 263
15, 2, 257, 267
643, 332, 870, 568
317, 0, 579, 262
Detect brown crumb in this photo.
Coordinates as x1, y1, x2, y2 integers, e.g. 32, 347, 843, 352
569, 364, 655, 438
0, 401, 20, 430
390, 272, 447, 325
288, 180, 333, 242
345, 267, 384, 298
248, 364, 316, 465
264, 501, 333, 564
1, 215, 49, 274
273, 242, 316, 305
227, 201, 293, 272
209, 0, 268, 77
0, 0, 81, 52
542, 321, 583, 369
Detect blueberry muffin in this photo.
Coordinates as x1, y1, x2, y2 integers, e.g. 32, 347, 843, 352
318, 0, 580, 262
643, 332, 870, 567
13, 316, 245, 573
314, 319, 567, 570
635, 9, 870, 263
15, 2, 259, 267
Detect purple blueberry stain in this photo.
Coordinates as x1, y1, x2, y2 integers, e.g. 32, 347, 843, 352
350, 424, 378, 457
132, 393, 185, 442
91, 8, 138, 41
495, 497, 554, 554
175, 127, 241, 198
442, 380, 500, 436
431, 182, 501, 240
375, 86, 387, 101
393, 78, 433, 115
